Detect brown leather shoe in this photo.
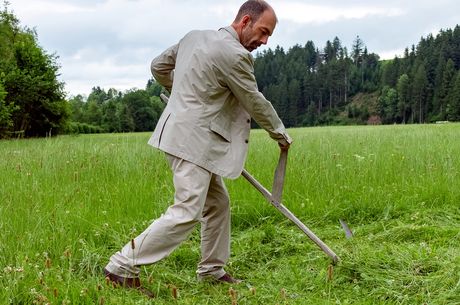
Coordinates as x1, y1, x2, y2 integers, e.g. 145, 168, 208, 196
217, 273, 242, 284
104, 269, 154, 298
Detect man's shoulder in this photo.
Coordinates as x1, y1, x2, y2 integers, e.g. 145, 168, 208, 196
180, 28, 253, 67
183, 28, 244, 51
183, 28, 217, 39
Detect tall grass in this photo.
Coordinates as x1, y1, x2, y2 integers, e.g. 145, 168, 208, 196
1, 124, 459, 304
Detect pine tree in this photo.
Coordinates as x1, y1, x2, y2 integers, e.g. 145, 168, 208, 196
287, 79, 300, 126
451, 25, 460, 69
411, 64, 428, 123
432, 55, 446, 116
396, 74, 410, 123
351, 35, 364, 66
447, 71, 460, 121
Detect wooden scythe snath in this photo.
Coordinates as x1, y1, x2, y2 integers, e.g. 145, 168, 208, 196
242, 150, 340, 264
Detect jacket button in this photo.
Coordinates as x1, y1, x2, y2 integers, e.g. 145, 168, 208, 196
245, 139, 249, 143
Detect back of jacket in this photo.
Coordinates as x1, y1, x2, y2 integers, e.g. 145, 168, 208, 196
149, 26, 291, 179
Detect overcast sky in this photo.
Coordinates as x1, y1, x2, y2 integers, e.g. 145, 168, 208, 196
9, 0, 460, 97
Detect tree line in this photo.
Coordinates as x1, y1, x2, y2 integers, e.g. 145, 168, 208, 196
254, 26, 460, 126
67, 82, 165, 134
1, 2, 460, 138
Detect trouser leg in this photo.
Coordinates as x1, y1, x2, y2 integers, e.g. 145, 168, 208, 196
196, 174, 230, 279
105, 155, 212, 278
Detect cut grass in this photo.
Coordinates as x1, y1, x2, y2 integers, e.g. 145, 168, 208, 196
1, 124, 459, 304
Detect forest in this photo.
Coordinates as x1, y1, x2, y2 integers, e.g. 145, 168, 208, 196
1, 3, 460, 138
254, 27, 460, 127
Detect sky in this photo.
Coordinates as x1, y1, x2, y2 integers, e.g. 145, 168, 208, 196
8, 0, 460, 98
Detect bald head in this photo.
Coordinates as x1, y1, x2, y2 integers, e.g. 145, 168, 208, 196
233, 0, 277, 24
231, 0, 277, 52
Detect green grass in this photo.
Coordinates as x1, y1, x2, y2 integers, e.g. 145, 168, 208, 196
1, 124, 459, 304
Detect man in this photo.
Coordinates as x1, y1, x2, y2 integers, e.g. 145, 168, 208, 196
104, 0, 292, 297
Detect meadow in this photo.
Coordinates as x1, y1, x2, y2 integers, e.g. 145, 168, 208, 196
1, 124, 459, 304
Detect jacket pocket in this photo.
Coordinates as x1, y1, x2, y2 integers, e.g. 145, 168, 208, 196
210, 112, 231, 143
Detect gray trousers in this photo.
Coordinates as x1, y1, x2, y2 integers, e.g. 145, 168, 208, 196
105, 154, 230, 279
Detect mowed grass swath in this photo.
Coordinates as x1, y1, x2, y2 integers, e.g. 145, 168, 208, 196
0, 124, 459, 304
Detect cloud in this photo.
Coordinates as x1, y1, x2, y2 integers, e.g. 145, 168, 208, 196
11, 0, 97, 14
8, 0, 460, 97
274, 2, 404, 24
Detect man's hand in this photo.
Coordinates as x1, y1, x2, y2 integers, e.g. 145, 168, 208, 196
278, 140, 291, 151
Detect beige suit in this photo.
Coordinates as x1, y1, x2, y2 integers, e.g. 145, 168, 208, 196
105, 26, 291, 280
149, 26, 291, 178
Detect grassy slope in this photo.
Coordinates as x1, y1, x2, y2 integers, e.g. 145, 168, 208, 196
0, 124, 459, 304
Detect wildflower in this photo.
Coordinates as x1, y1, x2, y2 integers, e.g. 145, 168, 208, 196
63, 249, 71, 258
280, 288, 287, 300
170, 285, 178, 299
327, 264, 334, 281
45, 258, 52, 269
229, 287, 237, 305
80, 288, 88, 297
4, 266, 13, 273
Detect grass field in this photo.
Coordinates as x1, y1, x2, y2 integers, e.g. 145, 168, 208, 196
1, 124, 459, 304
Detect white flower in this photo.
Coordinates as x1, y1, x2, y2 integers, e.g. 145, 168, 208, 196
4, 266, 13, 273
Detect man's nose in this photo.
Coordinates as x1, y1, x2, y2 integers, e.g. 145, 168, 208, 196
260, 35, 268, 45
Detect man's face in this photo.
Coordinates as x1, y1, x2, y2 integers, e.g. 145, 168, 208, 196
240, 10, 276, 52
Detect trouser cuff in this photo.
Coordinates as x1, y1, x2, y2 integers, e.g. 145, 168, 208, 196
196, 268, 226, 281
104, 261, 139, 278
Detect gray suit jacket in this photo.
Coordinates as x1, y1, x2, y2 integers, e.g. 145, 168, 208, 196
148, 26, 292, 179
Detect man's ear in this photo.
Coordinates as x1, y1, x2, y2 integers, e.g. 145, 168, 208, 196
241, 15, 252, 28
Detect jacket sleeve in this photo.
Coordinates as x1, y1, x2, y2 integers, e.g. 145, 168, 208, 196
150, 43, 179, 92
226, 53, 292, 145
